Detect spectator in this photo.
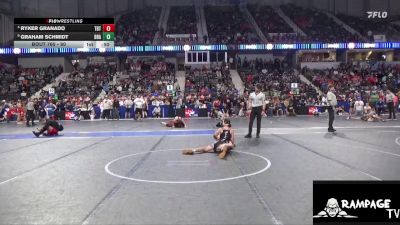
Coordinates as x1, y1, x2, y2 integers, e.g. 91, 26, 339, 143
184, 63, 239, 117
205, 5, 261, 44
115, 7, 161, 45
354, 97, 364, 116
124, 97, 133, 119
248, 4, 298, 43
301, 61, 400, 118
386, 90, 396, 120
281, 4, 359, 43
112, 97, 120, 120
162, 6, 197, 44
337, 14, 400, 41
134, 95, 145, 121
102, 97, 112, 120
152, 96, 162, 118
45, 101, 57, 120
0, 64, 63, 101
376, 98, 385, 116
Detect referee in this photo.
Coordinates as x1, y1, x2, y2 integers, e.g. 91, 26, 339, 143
26, 99, 35, 127
327, 84, 337, 132
245, 83, 266, 138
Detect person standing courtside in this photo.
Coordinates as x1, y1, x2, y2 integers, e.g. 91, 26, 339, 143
134, 95, 145, 121
26, 99, 35, 127
245, 83, 266, 138
386, 90, 396, 120
102, 97, 112, 120
327, 84, 337, 132
124, 97, 133, 119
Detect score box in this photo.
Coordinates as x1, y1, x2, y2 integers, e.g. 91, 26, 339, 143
96, 41, 114, 48
102, 32, 114, 41
102, 24, 115, 32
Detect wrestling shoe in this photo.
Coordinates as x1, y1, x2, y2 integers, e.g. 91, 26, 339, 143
32, 131, 40, 137
256, 134, 260, 138
244, 134, 252, 138
182, 149, 194, 155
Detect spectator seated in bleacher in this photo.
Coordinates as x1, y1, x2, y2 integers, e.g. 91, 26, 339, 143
302, 62, 400, 116
337, 14, 400, 42
205, 5, 261, 44
161, 6, 198, 45
184, 63, 240, 117
115, 7, 161, 45
0, 63, 63, 101
280, 4, 360, 43
248, 4, 299, 43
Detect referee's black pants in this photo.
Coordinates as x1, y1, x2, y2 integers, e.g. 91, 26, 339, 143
387, 102, 396, 119
248, 106, 262, 136
26, 110, 35, 126
327, 106, 335, 130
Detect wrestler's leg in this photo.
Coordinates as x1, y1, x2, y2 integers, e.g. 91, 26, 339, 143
217, 143, 234, 159
182, 145, 213, 155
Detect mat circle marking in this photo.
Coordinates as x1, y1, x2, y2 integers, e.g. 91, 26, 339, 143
105, 149, 271, 184
395, 137, 400, 146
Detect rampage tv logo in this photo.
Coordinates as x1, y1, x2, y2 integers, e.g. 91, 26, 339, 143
314, 181, 400, 224
366, 11, 388, 18
314, 198, 400, 220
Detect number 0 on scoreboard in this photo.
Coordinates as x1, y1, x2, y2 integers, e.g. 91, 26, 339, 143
102, 32, 114, 41
102, 24, 114, 32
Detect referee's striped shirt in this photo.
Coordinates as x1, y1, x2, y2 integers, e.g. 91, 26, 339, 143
249, 92, 265, 108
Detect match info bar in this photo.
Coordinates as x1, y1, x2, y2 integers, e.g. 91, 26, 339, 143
13, 18, 114, 48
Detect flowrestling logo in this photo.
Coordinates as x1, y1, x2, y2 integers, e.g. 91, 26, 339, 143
366, 11, 388, 19
313, 181, 400, 224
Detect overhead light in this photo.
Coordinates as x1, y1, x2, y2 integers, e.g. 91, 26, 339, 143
183, 45, 191, 51
13, 48, 21, 54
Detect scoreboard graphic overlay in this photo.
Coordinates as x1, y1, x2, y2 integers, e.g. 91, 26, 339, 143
14, 18, 114, 48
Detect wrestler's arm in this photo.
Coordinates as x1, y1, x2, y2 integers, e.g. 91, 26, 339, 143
213, 128, 222, 140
